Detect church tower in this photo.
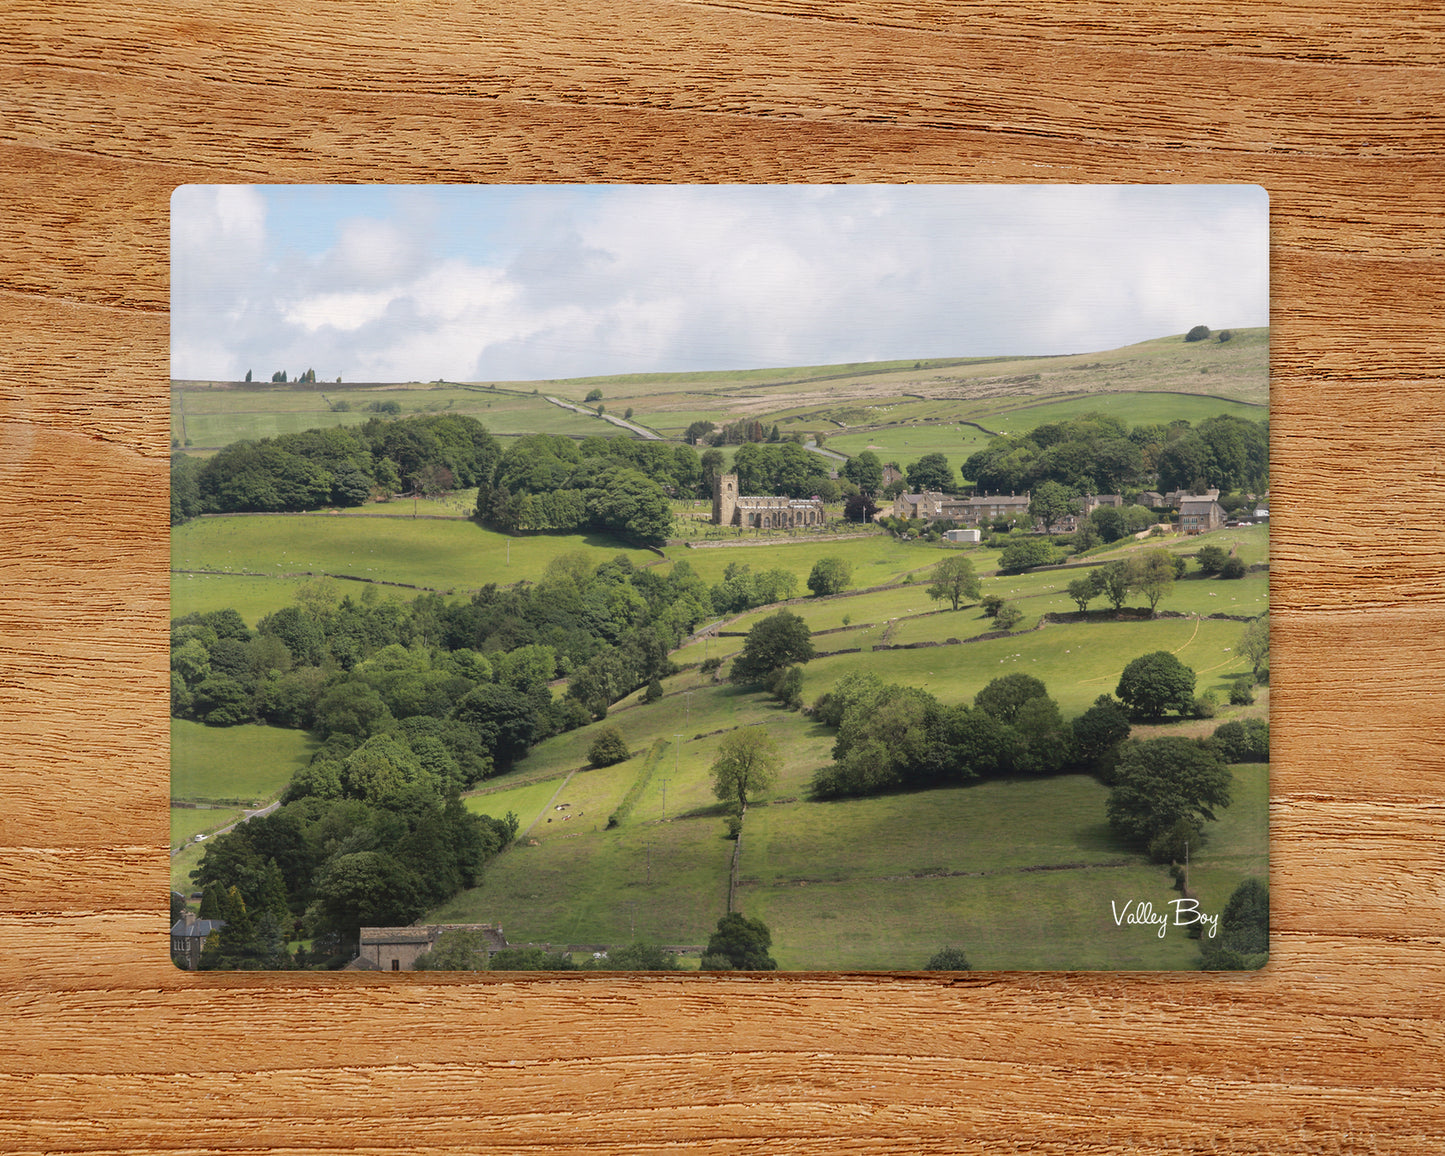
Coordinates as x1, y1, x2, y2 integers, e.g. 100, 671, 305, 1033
712, 472, 739, 525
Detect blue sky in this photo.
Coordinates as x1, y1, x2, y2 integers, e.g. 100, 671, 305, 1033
171, 184, 1268, 383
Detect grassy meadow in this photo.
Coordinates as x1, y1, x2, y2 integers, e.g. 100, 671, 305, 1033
172, 516, 662, 624
170, 718, 318, 803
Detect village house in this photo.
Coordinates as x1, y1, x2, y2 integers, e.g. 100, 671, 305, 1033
170, 912, 226, 970
712, 473, 825, 529
1055, 494, 1125, 532
350, 924, 509, 971
1178, 495, 1226, 534
892, 490, 1031, 526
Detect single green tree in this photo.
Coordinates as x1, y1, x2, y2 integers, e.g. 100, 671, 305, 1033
1116, 651, 1197, 719
1028, 480, 1079, 533
926, 556, 981, 611
1066, 573, 1099, 615
1127, 548, 1177, 614
587, 726, 631, 768
729, 610, 814, 685
1071, 694, 1132, 780
843, 450, 884, 495
1090, 505, 1127, 543
710, 727, 781, 814
700, 912, 777, 970
1105, 737, 1232, 849
1238, 614, 1269, 677
807, 556, 852, 597
1195, 544, 1229, 574
771, 665, 804, 710
1099, 560, 1130, 611
924, 945, 971, 971
906, 452, 955, 493
1184, 325, 1211, 342
974, 673, 1049, 724
993, 604, 1024, 631
1201, 877, 1269, 969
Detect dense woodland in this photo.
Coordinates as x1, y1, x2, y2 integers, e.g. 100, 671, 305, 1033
962, 412, 1268, 497
175, 550, 726, 967
171, 414, 503, 521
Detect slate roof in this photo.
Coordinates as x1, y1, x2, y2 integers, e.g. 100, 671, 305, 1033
170, 918, 225, 940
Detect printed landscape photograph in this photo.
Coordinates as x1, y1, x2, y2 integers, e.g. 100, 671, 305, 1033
169, 184, 1270, 973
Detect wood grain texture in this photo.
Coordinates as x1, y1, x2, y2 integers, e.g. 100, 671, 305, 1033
3, 2, 1443, 1151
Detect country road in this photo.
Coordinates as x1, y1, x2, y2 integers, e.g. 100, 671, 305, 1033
170, 800, 280, 857
543, 395, 662, 439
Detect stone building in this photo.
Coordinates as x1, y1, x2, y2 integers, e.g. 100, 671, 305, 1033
352, 924, 509, 971
892, 490, 1031, 526
1178, 496, 1226, 535
712, 473, 825, 529
170, 913, 226, 970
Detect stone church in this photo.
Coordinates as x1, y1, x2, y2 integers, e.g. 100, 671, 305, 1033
712, 473, 825, 529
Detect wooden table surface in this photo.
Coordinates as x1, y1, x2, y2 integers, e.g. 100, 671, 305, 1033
3, 3, 1443, 1152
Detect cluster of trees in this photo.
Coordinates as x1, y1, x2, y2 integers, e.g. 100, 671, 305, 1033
709, 562, 799, 615
188, 734, 519, 968
685, 418, 793, 447
477, 434, 691, 544
731, 441, 834, 499
807, 671, 1135, 799
173, 554, 717, 753
171, 414, 502, 522
1072, 500, 1164, 547
1063, 551, 1186, 614
960, 412, 1267, 498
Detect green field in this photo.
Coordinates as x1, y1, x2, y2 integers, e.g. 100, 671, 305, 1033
662, 532, 929, 590
800, 616, 1252, 718
172, 516, 660, 608
171, 572, 316, 625
172, 384, 619, 448
171, 719, 318, 803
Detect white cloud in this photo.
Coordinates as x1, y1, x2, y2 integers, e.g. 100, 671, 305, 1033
171, 185, 1268, 381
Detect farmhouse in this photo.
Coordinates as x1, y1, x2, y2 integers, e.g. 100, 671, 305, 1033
892, 490, 1031, 526
1178, 495, 1226, 534
712, 473, 825, 529
351, 923, 508, 971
